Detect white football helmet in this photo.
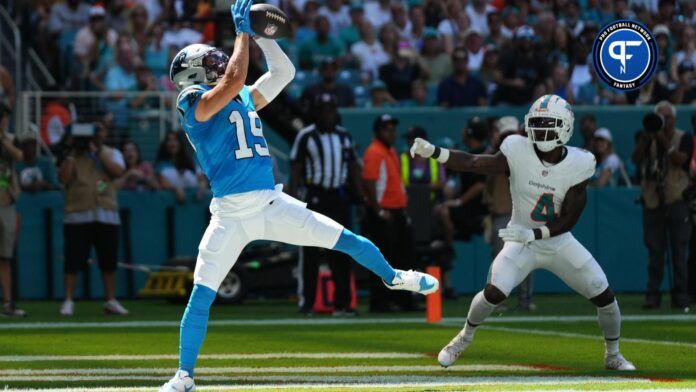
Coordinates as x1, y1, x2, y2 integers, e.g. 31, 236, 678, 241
524, 94, 574, 152
170, 44, 229, 91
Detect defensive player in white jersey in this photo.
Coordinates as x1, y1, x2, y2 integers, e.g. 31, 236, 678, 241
160, 1, 438, 390
410, 94, 636, 371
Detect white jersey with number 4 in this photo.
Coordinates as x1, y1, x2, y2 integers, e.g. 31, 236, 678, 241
500, 134, 596, 240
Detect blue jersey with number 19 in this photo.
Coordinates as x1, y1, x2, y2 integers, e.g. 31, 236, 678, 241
176, 84, 275, 198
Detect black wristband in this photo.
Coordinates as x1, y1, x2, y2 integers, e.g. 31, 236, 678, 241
432, 146, 441, 159
532, 228, 542, 240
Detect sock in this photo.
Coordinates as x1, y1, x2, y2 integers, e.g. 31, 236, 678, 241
597, 300, 621, 355
463, 291, 497, 340
179, 284, 217, 377
332, 229, 396, 283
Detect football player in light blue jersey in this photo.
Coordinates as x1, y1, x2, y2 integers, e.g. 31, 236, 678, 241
160, 1, 439, 390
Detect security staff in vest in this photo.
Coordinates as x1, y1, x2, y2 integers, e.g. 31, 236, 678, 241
289, 93, 362, 316
58, 122, 129, 317
400, 126, 446, 199
632, 101, 693, 311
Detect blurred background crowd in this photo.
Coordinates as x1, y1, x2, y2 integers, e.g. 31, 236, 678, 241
0, 0, 694, 317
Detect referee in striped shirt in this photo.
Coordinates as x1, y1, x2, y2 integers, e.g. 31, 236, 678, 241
288, 93, 362, 316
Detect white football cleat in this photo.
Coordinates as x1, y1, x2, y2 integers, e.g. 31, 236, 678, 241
160, 370, 196, 392
104, 299, 129, 316
385, 269, 439, 295
60, 300, 74, 316
605, 353, 636, 371
438, 330, 471, 367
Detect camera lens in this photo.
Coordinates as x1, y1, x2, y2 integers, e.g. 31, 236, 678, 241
642, 112, 663, 133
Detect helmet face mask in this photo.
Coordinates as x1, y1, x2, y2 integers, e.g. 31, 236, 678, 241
170, 44, 229, 91
524, 95, 574, 153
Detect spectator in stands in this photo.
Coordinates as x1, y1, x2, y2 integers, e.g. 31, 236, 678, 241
143, 22, 170, 80
378, 23, 400, 60
58, 121, 128, 316
547, 25, 570, 70
73, 6, 118, 71
339, 3, 365, 50
299, 16, 345, 70
48, 0, 90, 37
437, 0, 469, 54
633, 102, 694, 311
466, 0, 495, 36
16, 135, 60, 192
478, 45, 499, 100
591, 128, 623, 188
362, 114, 417, 312
0, 66, 15, 132
493, 26, 548, 105
300, 58, 355, 116
671, 60, 696, 104
351, 21, 390, 79
103, 36, 138, 92
368, 81, 396, 108
399, 80, 432, 107
115, 140, 159, 191
0, 122, 25, 317
364, 0, 392, 29
156, 131, 207, 203
463, 27, 485, 72
129, 65, 160, 109
378, 46, 424, 101
560, 0, 584, 38
485, 11, 507, 47
391, 3, 411, 40
319, 0, 350, 36
547, 65, 573, 102
126, 4, 150, 51
437, 48, 487, 107
418, 29, 452, 87
434, 117, 489, 246
500, 6, 520, 39
161, 19, 203, 51
405, 5, 427, 50
576, 63, 628, 106
579, 114, 597, 151
670, 26, 696, 83
653, 25, 672, 78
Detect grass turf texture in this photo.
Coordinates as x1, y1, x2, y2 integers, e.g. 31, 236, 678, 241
0, 294, 694, 391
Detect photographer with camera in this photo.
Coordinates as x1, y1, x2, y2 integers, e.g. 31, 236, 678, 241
0, 103, 26, 317
632, 101, 693, 311
58, 122, 128, 316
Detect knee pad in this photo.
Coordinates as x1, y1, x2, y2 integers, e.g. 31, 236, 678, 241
483, 283, 507, 305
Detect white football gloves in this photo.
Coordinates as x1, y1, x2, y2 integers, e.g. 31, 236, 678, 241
498, 227, 535, 244
410, 137, 435, 158
410, 138, 449, 163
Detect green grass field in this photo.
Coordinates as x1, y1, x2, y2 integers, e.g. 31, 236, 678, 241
1, 294, 694, 391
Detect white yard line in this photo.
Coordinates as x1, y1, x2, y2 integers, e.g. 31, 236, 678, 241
0, 352, 427, 362
475, 325, 696, 349
0, 314, 693, 330
0, 375, 651, 386
0, 364, 540, 376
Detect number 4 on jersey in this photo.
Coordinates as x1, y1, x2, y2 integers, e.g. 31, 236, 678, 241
531, 193, 555, 222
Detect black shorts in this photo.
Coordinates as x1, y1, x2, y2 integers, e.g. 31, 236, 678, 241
63, 223, 119, 273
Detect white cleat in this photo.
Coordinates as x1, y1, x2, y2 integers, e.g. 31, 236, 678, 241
438, 330, 471, 367
104, 299, 130, 316
605, 353, 636, 371
385, 269, 439, 295
160, 370, 196, 392
60, 300, 74, 316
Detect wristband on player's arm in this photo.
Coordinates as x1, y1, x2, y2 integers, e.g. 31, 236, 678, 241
532, 226, 551, 240
431, 146, 450, 164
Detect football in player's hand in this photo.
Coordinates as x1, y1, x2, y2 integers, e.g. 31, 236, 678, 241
248, 3, 290, 39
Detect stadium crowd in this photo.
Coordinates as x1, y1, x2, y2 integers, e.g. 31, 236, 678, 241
0, 0, 695, 317
10, 0, 696, 109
